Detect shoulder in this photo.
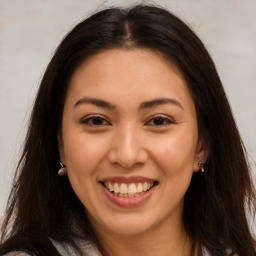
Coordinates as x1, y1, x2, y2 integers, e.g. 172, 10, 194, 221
202, 247, 239, 256
202, 248, 209, 256
52, 239, 102, 256
1, 240, 101, 256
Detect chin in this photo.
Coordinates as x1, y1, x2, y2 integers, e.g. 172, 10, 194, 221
92, 211, 158, 237
107, 224, 152, 237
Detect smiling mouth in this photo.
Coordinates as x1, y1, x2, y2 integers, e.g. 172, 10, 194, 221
101, 181, 158, 198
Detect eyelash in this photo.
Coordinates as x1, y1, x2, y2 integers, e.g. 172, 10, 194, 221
81, 115, 110, 126
146, 115, 173, 126
81, 115, 173, 127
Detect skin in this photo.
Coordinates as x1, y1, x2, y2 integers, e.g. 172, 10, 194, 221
59, 48, 207, 256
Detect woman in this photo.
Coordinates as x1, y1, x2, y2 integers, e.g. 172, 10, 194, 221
0, 4, 255, 256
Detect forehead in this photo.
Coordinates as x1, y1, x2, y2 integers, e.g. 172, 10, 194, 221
66, 48, 194, 111
71, 48, 182, 81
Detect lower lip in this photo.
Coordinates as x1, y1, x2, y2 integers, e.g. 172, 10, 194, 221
101, 184, 157, 208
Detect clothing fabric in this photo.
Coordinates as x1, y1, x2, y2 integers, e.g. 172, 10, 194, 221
53, 239, 102, 255
3, 241, 210, 256
2, 240, 101, 256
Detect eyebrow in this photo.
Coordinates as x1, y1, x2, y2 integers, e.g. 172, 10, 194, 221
73, 97, 116, 109
73, 97, 183, 110
139, 98, 183, 110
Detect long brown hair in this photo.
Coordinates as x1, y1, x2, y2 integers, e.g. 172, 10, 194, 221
1, 5, 255, 256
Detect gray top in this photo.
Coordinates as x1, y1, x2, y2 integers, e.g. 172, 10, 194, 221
3, 241, 211, 256
3, 240, 101, 256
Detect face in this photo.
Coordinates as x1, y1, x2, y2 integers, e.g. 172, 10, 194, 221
59, 48, 206, 238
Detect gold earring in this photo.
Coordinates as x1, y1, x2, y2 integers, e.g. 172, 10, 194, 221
58, 162, 67, 175
198, 161, 204, 173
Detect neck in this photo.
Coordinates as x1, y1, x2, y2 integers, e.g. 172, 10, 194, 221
94, 216, 193, 256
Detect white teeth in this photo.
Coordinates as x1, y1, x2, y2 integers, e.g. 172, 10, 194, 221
120, 183, 128, 194
104, 181, 154, 197
143, 182, 148, 192
108, 182, 114, 192
137, 183, 143, 193
113, 183, 120, 193
128, 183, 136, 194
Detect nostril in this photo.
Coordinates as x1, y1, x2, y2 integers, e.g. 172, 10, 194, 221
107, 147, 148, 168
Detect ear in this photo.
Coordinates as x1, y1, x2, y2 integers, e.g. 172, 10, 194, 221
193, 137, 209, 173
58, 132, 66, 165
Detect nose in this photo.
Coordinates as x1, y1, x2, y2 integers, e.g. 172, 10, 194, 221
107, 124, 148, 168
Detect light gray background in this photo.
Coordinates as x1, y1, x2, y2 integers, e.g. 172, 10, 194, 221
0, 0, 256, 222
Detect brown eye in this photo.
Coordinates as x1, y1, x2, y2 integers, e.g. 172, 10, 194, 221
147, 116, 172, 126
82, 116, 109, 126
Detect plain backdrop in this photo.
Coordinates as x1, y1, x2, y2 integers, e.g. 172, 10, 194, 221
0, 0, 256, 225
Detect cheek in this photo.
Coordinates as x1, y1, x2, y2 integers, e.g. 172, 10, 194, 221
63, 132, 110, 178
62, 134, 110, 208
150, 132, 197, 176
152, 135, 196, 206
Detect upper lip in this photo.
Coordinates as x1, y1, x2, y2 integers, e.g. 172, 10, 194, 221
100, 176, 157, 184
